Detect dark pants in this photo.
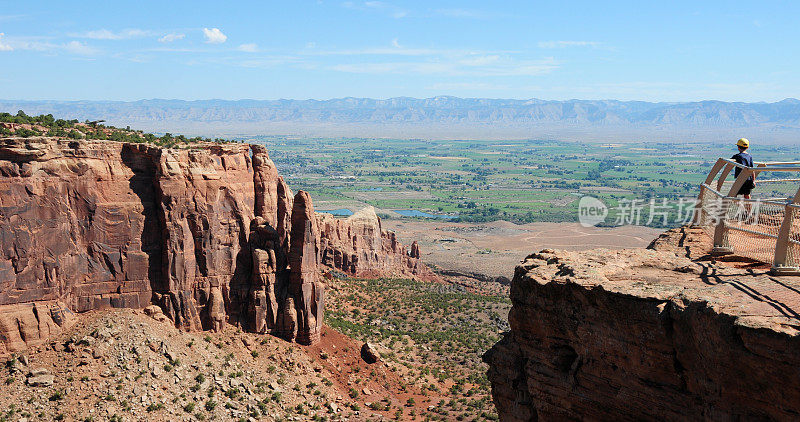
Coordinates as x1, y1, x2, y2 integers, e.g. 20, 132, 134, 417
736, 179, 755, 196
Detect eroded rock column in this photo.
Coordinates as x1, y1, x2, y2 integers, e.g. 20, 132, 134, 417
248, 218, 282, 334
252, 145, 280, 226
287, 191, 324, 345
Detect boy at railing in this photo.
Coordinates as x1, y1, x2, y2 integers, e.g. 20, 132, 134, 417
732, 138, 756, 199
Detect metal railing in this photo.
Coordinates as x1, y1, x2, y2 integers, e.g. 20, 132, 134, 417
694, 158, 800, 275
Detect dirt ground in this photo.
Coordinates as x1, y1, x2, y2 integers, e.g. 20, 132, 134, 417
383, 220, 662, 281
0, 308, 458, 421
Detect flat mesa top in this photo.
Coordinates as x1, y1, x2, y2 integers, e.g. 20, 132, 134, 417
517, 245, 800, 336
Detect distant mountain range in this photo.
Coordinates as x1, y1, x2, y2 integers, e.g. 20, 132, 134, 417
2, 97, 799, 142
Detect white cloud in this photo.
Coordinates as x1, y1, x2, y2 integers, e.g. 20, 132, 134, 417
70, 28, 155, 40
0, 34, 98, 55
303, 39, 478, 57
332, 62, 450, 74
159, 33, 185, 43
3, 38, 55, 52
307, 40, 553, 76
64, 40, 99, 55
331, 56, 557, 77
308, 46, 446, 56
0, 33, 12, 51
538, 40, 600, 49
237, 43, 258, 52
458, 55, 501, 66
203, 28, 227, 44
238, 55, 303, 68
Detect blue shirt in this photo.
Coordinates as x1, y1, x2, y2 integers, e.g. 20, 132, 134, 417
731, 151, 754, 180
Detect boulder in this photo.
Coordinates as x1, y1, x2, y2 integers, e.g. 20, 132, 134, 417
143, 305, 167, 322
26, 368, 54, 387
360, 342, 380, 364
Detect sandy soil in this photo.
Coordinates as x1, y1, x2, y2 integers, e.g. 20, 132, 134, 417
383, 220, 663, 280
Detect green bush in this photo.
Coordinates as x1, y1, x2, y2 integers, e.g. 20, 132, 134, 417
0, 111, 233, 146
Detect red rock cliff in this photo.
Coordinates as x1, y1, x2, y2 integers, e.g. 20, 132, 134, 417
484, 232, 800, 421
0, 138, 430, 353
317, 207, 435, 280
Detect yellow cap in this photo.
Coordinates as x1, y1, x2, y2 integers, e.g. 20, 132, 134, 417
736, 138, 749, 148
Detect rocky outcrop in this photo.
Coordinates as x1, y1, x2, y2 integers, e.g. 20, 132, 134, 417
647, 225, 714, 260
0, 137, 268, 348
0, 301, 73, 356
288, 192, 324, 344
0, 137, 431, 353
317, 207, 436, 280
485, 237, 800, 421
149, 144, 256, 332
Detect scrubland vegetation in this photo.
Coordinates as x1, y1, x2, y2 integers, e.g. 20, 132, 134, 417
0, 111, 229, 147
326, 276, 511, 421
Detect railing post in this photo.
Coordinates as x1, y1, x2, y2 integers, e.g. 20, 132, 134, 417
712, 168, 754, 255
693, 159, 727, 227
711, 168, 753, 256
711, 213, 734, 255
692, 186, 706, 226
772, 186, 800, 275
716, 163, 734, 192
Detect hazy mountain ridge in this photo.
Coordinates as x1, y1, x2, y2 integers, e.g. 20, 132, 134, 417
2, 97, 799, 141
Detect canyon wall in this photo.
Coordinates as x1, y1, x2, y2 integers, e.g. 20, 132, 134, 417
0, 137, 428, 354
484, 239, 800, 421
317, 207, 436, 281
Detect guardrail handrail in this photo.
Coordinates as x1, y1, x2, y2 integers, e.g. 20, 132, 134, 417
694, 157, 800, 275
716, 158, 800, 172
756, 161, 800, 166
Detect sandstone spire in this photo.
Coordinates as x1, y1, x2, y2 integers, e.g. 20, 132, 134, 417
287, 191, 324, 345
252, 145, 280, 226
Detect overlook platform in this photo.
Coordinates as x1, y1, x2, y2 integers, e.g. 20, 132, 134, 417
695, 158, 800, 275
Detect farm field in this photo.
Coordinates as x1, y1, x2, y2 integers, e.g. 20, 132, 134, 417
252, 137, 800, 228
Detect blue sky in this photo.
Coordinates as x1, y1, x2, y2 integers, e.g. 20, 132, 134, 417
1, 1, 798, 101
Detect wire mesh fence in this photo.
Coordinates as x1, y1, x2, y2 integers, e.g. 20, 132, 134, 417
725, 200, 784, 265
695, 159, 800, 272
786, 206, 800, 268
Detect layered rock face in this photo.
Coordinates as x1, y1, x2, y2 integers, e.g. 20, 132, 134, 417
0, 138, 428, 353
317, 207, 435, 280
287, 192, 324, 344
485, 236, 800, 421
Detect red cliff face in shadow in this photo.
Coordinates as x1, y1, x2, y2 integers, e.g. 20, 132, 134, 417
0, 138, 432, 354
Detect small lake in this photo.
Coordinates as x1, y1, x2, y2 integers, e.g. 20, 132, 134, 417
318, 208, 354, 216
394, 209, 456, 219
